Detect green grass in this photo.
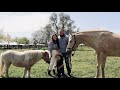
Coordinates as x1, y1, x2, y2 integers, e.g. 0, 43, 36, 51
1, 47, 120, 78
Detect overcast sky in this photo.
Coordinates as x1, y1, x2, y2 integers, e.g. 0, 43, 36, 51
0, 12, 120, 38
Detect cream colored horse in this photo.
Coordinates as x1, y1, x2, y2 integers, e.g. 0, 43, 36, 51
67, 30, 120, 78
0, 50, 50, 78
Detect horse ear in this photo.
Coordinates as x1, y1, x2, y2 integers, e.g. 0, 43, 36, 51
45, 51, 50, 58
43, 51, 47, 56
44, 51, 48, 56
71, 33, 75, 35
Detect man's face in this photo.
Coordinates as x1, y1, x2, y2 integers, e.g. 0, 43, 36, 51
60, 30, 64, 36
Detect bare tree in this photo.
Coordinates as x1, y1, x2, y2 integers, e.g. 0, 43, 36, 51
50, 13, 59, 35
49, 12, 77, 36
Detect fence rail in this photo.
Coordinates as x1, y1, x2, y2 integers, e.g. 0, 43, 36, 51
0, 44, 47, 50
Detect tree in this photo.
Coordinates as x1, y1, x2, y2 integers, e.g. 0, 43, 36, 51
31, 25, 53, 47
7, 34, 11, 45
44, 24, 53, 43
3, 34, 12, 45
31, 28, 46, 48
49, 12, 77, 35
0, 29, 4, 42
50, 13, 59, 35
14, 37, 29, 44
20, 37, 29, 44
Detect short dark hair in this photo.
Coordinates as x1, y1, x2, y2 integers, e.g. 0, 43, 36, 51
60, 29, 64, 32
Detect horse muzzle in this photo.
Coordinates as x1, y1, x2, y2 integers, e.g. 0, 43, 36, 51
71, 51, 75, 56
46, 61, 50, 64
66, 48, 73, 53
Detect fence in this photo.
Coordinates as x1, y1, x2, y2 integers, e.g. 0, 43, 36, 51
0, 44, 47, 50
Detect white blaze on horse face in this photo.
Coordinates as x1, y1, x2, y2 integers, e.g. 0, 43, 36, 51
67, 35, 71, 48
67, 35, 75, 49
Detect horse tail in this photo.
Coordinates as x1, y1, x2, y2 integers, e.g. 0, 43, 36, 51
0, 54, 4, 77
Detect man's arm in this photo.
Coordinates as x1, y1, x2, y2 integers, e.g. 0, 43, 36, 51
66, 35, 69, 45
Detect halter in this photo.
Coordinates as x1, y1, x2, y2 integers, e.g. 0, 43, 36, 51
67, 35, 76, 50
67, 35, 76, 56
70, 35, 76, 56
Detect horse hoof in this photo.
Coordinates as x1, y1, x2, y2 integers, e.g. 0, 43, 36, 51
1, 76, 5, 78
94, 76, 99, 78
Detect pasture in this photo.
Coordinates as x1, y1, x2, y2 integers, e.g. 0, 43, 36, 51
1, 46, 120, 78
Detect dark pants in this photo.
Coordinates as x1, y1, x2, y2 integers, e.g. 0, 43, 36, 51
57, 67, 64, 78
62, 53, 71, 75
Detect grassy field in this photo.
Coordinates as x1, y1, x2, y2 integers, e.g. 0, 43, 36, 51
1, 47, 120, 78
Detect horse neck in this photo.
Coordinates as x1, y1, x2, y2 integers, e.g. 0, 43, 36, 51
78, 33, 98, 48
33, 51, 42, 62
40, 51, 47, 61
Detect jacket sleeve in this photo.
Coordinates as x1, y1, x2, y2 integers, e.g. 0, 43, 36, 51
66, 36, 69, 45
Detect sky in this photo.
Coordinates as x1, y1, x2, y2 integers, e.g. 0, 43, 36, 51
0, 12, 120, 38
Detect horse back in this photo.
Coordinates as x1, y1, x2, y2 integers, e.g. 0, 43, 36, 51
97, 33, 120, 56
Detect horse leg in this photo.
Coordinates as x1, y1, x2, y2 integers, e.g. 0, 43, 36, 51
4, 63, 11, 78
100, 52, 106, 78
22, 68, 27, 78
95, 53, 101, 78
26, 67, 31, 78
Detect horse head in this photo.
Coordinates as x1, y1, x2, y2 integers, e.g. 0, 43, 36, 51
43, 50, 50, 64
67, 34, 79, 55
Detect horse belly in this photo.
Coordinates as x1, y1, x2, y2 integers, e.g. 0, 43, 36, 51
12, 62, 26, 67
106, 49, 120, 57
11, 55, 27, 67
101, 39, 120, 57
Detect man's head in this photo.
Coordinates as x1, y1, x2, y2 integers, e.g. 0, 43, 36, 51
60, 29, 65, 37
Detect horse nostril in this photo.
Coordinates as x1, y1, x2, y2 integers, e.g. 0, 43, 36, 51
66, 49, 70, 53
72, 53, 74, 56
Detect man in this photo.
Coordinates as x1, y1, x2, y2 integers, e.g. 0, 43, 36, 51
58, 29, 72, 77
